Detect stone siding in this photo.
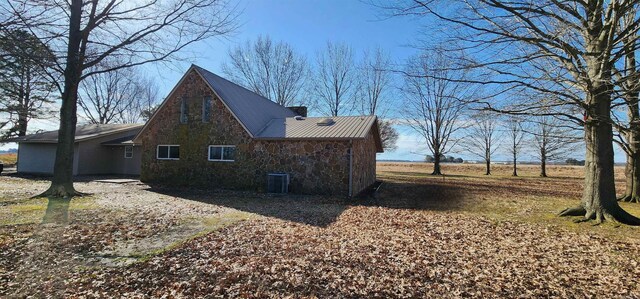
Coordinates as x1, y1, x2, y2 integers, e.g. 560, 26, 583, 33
351, 129, 378, 195
139, 69, 253, 188
249, 140, 350, 195
139, 69, 359, 195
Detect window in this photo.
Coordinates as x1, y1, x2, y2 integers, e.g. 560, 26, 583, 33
202, 96, 212, 122
180, 97, 188, 124
124, 146, 133, 159
157, 145, 180, 160
208, 145, 236, 162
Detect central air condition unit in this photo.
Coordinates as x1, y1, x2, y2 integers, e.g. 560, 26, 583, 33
267, 173, 289, 193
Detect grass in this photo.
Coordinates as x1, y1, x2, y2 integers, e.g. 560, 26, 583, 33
0, 153, 17, 165
377, 162, 640, 242
0, 196, 98, 225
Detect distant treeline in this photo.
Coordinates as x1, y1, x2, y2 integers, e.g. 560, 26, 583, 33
0, 149, 17, 154
425, 155, 463, 163
565, 158, 586, 166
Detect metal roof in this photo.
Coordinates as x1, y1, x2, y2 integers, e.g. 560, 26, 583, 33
131, 65, 383, 152
7, 124, 143, 144
193, 65, 296, 137
257, 115, 377, 139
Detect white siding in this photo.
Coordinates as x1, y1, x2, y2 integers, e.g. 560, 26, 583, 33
17, 143, 57, 174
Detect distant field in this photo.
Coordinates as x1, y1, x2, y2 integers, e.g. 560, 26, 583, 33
0, 153, 17, 166
378, 161, 627, 181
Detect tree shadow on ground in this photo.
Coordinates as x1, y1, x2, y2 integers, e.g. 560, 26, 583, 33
146, 186, 350, 228
41, 197, 71, 224
382, 171, 583, 199
354, 180, 469, 211
146, 178, 480, 228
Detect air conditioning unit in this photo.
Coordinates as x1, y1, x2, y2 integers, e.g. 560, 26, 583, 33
267, 173, 289, 194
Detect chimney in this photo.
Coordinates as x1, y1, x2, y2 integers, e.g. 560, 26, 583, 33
287, 106, 307, 117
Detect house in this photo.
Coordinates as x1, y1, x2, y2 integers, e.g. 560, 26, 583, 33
10, 124, 143, 175
133, 65, 383, 196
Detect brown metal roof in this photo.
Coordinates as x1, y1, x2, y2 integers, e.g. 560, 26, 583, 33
193, 66, 297, 137
257, 115, 377, 139
7, 124, 143, 144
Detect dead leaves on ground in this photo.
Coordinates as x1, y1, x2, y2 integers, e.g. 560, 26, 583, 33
66, 207, 640, 298
1, 174, 640, 298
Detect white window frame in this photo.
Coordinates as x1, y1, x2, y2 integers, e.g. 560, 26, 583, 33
124, 146, 133, 159
157, 145, 180, 160
208, 145, 236, 162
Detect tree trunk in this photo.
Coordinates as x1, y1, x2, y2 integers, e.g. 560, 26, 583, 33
619, 34, 640, 204
432, 152, 442, 175
485, 159, 490, 175
512, 152, 517, 176
560, 95, 640, 225
39, 0, 83, 199
540, 156, 547, 177
619, 131, 640, 203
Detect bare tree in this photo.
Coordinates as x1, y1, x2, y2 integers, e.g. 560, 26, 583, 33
504, 116, 527, 176
126, 76, 160, 124
79, 66, 158, 124
0, 29, 55, 138
358, 47, 392, 116
222, 35, 308, 106
357, 47, 398, 151
78, 64, 142, 124
313, 42, 355, 116
402, 52, 473, 175
612, 10, 640, 203
464, 111, 501, 175
9, 0, 238, 198
377, 0, 640, 224
378, 120, 398, 151
531, 116, 580, 177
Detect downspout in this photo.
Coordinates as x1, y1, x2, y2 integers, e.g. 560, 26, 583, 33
348, 141, 353, 198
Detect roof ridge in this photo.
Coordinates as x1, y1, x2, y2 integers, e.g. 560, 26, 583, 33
192, 65, 292, 112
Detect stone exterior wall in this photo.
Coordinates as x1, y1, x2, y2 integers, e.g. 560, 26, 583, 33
139, 69, 254, 188
351, 129, 378, 195
139, 69, 361, 195
248, 140, 350, 195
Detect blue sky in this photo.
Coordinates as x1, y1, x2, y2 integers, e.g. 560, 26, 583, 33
3, 0, 614, 162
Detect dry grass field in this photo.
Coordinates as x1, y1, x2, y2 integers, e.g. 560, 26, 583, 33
0, 153, 17, 166
1, 162, 639, 298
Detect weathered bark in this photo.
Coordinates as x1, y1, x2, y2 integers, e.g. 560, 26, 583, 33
560, 93, 640, 225
39, 0, 83, 198
432, 152, 442, 175
619, 149, 640, 203
16, 67, 30, 136
485, 158, 491, 175
512, 152, 518, 177
618, 21, 640, 204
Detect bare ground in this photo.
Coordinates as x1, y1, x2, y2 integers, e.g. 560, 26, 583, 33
1, 163, 640, 298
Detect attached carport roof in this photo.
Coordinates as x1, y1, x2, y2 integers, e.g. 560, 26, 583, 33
101, 135, 137, 146
6, 124, 143, 144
